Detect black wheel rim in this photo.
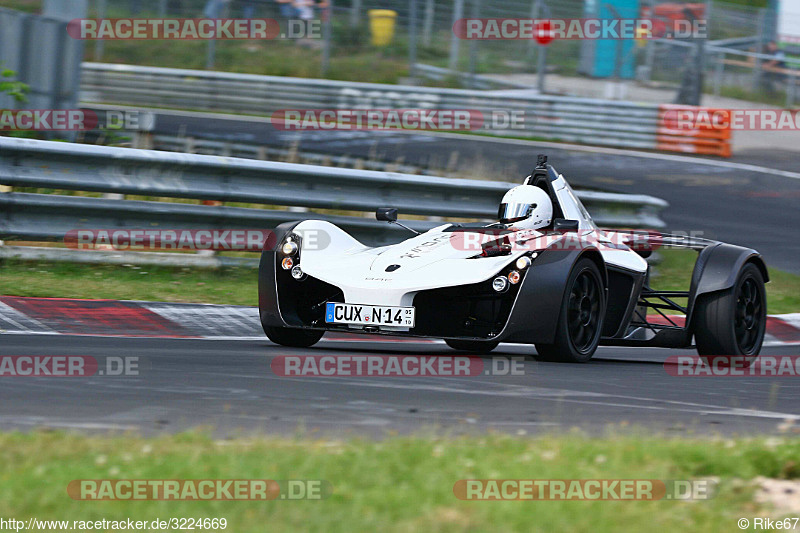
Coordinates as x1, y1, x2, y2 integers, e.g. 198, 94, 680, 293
735, 276, 764, 354
567, 271, 601, 353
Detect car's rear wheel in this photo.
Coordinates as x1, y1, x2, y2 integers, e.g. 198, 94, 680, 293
694, 262, 766, 366
265, 326, 324, 348
445, 339, 499, 353
535, 258, 605, 363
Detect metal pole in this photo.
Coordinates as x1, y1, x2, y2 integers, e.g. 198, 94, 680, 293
696, 29, 705, 105
752, 8, 764, 92
350, 0, 361, 27
468, 0, 480, 88
448, 0, 464, 72
322, 0, 333, 76
206, 39, 216, 69
787, 68, 796, 107
94, 0, 106, 62
159, 0, 167, 16
527, 0, 539, 63
642, 0, 656, 81
422, 0, 434, 47
536, 2, 549, 92
536, 41, 547, 92
713, 51, 723, 96
604, 5, 622, 82
410, 0, 418, 83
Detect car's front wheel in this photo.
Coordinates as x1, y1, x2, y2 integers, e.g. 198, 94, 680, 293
534, 258, 605, 363
264, 326, 324, 348
445, 339, 500, 353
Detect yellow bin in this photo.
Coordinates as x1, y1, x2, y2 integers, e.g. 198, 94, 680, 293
368, 9, 397, 46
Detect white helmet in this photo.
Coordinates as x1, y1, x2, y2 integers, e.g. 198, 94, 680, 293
498, 185, 553, 230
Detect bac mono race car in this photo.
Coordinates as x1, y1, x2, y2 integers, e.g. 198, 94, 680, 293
259, 156, 768, 363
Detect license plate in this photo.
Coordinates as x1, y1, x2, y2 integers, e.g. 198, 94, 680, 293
325, 303, 415, 327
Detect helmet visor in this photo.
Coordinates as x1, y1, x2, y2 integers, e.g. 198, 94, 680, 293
498, 202, 536, 223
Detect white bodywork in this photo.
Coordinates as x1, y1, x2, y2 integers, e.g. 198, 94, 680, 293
292, 173, 648, 309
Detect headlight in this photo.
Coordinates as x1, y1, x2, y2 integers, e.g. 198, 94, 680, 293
281, 257, 294, 270
515, 256, 532, 270
507, 270, 521, 284
492, 276, 509, 292
282, 240, 299, 255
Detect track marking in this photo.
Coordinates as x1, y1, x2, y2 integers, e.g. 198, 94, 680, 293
264, 376, 800, 421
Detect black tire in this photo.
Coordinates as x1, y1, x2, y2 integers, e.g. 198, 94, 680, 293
445, 339, 500, 353
534, 258, 605, 363
264, 326, 324, 348
694, 262, 766, 366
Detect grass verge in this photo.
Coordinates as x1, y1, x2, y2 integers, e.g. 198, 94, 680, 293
0, 431, 798, 532
653, 249, 800, 315
0, 259, 257, 306
1, 251, 798, 313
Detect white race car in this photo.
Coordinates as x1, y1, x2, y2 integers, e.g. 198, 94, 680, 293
259, 156, 768, 363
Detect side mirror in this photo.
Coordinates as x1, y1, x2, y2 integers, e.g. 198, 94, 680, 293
553, 218, 580, 231
376, 208, 398, 222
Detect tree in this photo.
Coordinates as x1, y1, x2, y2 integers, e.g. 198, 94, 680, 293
0, 67, 29, 103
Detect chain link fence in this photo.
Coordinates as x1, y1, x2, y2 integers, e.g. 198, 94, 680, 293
1, 0, 796, 105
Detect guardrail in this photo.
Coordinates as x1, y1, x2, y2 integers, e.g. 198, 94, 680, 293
79, 63, 731, 157
0, 137, 668, 257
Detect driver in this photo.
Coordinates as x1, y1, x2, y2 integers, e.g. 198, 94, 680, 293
498, 184, 553, 230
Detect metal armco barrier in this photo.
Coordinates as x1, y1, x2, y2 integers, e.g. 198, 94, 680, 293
0, 137, 668, 252
79, 63, 731, 156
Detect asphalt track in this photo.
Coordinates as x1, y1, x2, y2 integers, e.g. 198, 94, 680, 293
148, 110, 800, 273
1, 334, 798, 437
7, 109, 796, 438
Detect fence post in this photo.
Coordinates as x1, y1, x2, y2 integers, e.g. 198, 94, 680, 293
787, 68, 796, 107
409, 0, 418, 82
751, 9, 764, 92
422, 0, 434, 47
94, 0, 106, 62
526, 0, 539, 63
713, 51, 724, 96
321, 0, 333, 77
449, 0, 464, 72
468, 0, 480, 88
350, 0, 361, 27
536, 1, 549, 92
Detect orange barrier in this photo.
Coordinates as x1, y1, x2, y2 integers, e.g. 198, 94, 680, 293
656, 104, 732, 157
